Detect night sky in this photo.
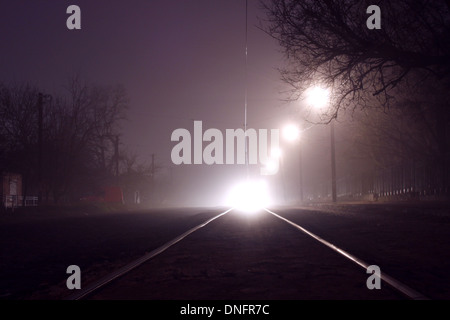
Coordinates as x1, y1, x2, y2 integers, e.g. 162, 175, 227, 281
0, 1, 329, 206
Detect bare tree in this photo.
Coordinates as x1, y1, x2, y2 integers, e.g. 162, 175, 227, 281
0, 78, 129, 204
262, 0, 450, 120
346, 73, 450, 192
0, 83, 40, 204
42, 77, 129, 203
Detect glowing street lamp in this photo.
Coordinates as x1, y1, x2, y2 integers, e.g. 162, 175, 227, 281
261, 147, 282, 176
283, 124, 301, 142
306, 86, 330, 112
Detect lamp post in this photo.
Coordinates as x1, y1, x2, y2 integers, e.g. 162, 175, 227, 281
330, 120, 337, 202
307, 86, 337, 203
283, 124, 303, 203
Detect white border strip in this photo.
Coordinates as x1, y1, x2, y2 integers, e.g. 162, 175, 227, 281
265, 208, 429, 300
65, 207, 233, 300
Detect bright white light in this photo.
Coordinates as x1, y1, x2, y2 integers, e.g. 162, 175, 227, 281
264, 160, 279, 175
283, 124, 301, 142
261, 148, 281, 176
271, 147, 282, 159
225, 179, 271, 213
306, 86, 330, 110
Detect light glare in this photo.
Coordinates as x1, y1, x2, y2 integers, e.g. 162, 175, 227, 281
283, 124, 300, 142
225, 179, 271, 213
271, 147, 282, 158
307, 86, 330, 110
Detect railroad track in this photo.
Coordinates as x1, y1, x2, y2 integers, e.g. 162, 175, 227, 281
65, 207, 429, 300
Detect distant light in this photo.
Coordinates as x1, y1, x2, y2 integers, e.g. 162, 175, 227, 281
264, 159, 279, 175
271, 147, 282, 159
306, 86, 330, 110
225, 179, 271, 213
261, 149, 281, 176
283, 124, 301, 142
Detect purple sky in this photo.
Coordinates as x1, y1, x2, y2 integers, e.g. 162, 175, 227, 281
0, 1, 333, 206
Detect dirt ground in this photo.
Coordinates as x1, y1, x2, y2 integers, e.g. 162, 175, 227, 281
88, 209, 406, 300
1, 201, 450, 300
0, 205, 221, 300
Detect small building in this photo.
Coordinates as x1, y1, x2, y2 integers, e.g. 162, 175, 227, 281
1, 172, 22, 208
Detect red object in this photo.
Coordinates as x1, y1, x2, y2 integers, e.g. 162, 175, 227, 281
104, 186, 124, 203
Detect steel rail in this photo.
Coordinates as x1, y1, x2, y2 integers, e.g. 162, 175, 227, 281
264, 208, 429, 300
65, 207, 233, 300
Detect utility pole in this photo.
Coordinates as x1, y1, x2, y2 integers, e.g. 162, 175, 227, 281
150, 153, 156, 203
151, 154, 155, 176
37, 93, 43, 206
151, 153, 155, 181
244, 0, 249, 179
331, 121, 337, 202
299, 144, 304, 204
115, 135, 119, 180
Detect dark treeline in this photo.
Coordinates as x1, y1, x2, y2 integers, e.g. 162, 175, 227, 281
0, 77, 152, 205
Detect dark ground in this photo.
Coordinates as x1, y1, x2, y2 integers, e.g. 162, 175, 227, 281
88, 208, 405, 300
1, 201, 450, 300
0, 204, 221, 300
